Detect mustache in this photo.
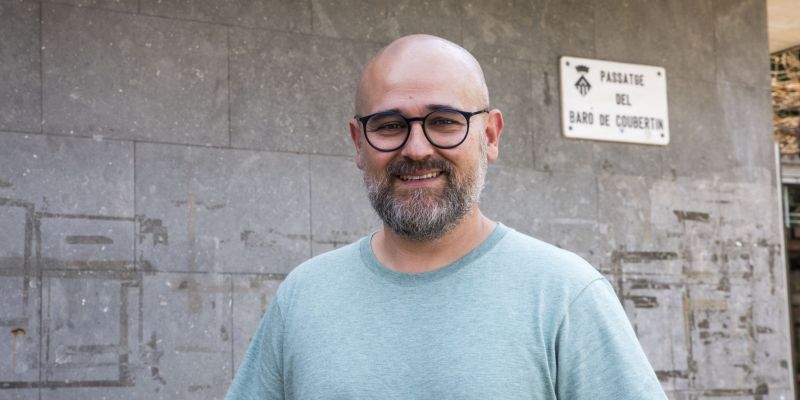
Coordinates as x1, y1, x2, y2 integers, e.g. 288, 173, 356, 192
386, 157, 453, 176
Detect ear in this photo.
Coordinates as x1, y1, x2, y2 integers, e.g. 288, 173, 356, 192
349, 119, 365, 170
484, 109, 504, 162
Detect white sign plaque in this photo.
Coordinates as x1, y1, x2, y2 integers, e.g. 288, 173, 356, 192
559, 56, 669, 145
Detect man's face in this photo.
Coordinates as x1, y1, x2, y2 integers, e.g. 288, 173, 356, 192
351, 45, 495, 241
362, 122, 489, 241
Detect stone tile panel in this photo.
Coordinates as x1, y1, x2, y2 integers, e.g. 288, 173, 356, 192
0, 274, 41, 387
38, 215, 135, 271
714, 0, 770, 86
462, 0, 594, 64
311, 0, 461, 43
136, 143, 310, 274
479, 56, 534, 169
0, 132, 134, 217
309, 155, 380, 256
231, 274, 281, 370
43, 4, 228, 145
481, 165, 597, 235
40, 270, 140, 386
137, 272, 232, 399
0, 0, 41, 133
594, 0, 716, 82
662, 78, 728, 180
717, 83, 774, 183
230, 29, 379, 155
140, 0, 311, 33
46, 0, 138, 12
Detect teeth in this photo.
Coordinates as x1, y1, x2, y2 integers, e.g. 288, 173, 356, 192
400, 172, 440, 181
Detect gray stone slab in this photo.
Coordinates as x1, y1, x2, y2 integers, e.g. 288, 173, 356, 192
594, 0, 716, 82
47, 0, 138, 12
40, 270, 140, 386
310, 155, 380, 255
0, 199, 32, 271
231, 274, 281, 371
480, 56, 533, 169
481, 165, 597, 232
717, 83, 774, 183
0, 274, 41, 387
687, 282, 758, 391
140, 0, 311, 33
311, 0, 461, 43
310, 241, 337, 257
42, 4, 228, 146
0, 132, 134, 217
619, 274, 689, 392
591, 141, 664, 177
541, 219, 608, 268
0, 389, 39, 400
462, 0, 593, 64
759, 388, 794, 400
597, 175, 672, 253
230, 29, 379, 155
0, 0, 41, 133
38, 214, 135, 270
137, 272, 231, 400
714, 0, 770, 87
136, 143, 310, 274
662, 78, 730, 180
530, 61, 595, 173
462, 0, 536, 62
664, 391, 689, 400
751, 300, 792, 388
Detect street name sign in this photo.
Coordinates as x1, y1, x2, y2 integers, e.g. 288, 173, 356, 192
559, 56, 669, 146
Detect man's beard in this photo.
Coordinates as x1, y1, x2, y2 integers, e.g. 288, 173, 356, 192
364, 138, 488, 241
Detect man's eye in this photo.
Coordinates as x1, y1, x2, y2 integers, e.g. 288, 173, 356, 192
376, 122, 404, 130
430, 118, 459, 126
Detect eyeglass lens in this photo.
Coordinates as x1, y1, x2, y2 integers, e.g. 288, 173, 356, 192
365, 110, 469, 150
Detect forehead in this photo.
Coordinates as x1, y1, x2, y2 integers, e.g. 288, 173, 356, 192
358, 42, 485, 115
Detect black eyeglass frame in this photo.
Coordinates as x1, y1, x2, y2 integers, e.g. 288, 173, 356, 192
355, 108, 489, 152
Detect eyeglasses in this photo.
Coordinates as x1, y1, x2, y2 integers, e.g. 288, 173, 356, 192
355, 108, 489, 152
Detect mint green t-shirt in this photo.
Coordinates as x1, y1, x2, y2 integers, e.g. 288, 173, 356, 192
226, 224, 667, 399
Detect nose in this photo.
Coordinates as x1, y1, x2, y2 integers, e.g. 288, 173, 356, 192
399, 121, 435, 160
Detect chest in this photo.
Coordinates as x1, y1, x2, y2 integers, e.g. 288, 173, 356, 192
282, 286, 558, 400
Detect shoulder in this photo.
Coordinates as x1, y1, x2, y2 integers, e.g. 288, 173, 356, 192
272, 237, 367, 308
490, 226, 604, 291
288, 239, 364, 281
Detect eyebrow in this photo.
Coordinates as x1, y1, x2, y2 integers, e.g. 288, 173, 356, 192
373, 104, 457, 115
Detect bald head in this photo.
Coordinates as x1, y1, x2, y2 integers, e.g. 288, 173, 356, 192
355, 35, 489, 115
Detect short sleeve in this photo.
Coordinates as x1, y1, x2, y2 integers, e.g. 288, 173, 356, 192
225, 299, 285, 400
556, 278, 667, 400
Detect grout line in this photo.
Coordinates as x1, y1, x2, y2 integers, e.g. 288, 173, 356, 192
37, 220, 45, 392
31, 266, 288, 279
308, 0, 313, 34
133, 141, 138, 273
458, 1, 464, 45
37, 4, 44, 396
0, 128, 360, 159
39, 0, 44, 135
46, 1, 386, 47
227, 27, 232, 147
308, 154, 313, 258
229, 276, 235, 379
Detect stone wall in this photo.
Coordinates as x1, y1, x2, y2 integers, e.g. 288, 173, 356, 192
0, 0, 791, 398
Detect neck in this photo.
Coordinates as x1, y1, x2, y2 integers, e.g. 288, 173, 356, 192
372, 206, 496, 273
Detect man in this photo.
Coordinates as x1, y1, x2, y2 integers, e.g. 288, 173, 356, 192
226, 34, 666, 399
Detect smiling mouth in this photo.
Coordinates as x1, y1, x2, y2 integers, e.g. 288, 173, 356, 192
398, 172, 443, 181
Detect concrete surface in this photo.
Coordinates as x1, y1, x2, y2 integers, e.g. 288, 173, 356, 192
0, 0, 790, 399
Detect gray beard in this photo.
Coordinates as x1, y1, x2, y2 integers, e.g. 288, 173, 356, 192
364, 141, 487, 242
